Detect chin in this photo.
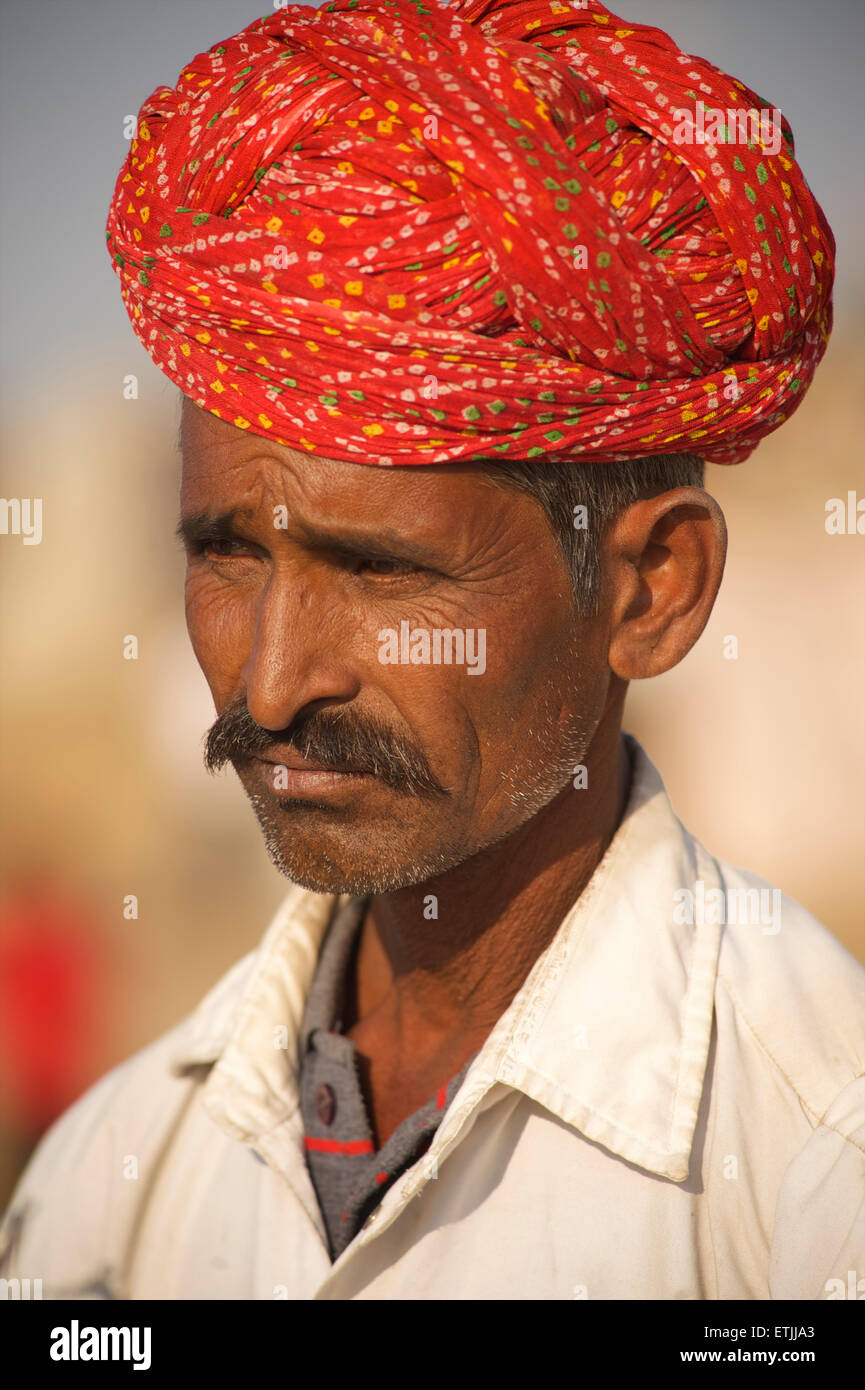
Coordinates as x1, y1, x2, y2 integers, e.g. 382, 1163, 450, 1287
260, 838, 448, 896
251, 805, 475, 897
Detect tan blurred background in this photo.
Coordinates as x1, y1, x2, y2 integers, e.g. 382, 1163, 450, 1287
1, 0, 863, 1205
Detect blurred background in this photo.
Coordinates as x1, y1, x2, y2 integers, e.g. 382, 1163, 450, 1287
0, 0, 863, 1205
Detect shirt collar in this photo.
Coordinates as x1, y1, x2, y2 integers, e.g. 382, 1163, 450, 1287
482, 734, 723, 1181
170, 735, 722, 1182
298, 895, 367, 1051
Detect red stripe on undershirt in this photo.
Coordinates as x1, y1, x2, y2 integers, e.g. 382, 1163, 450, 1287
304, 1137, 374, 1155
375, 1171, 389, 1185
436, 1083, 447, 1110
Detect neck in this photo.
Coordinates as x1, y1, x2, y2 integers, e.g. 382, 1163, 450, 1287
345, 719, 632, 1056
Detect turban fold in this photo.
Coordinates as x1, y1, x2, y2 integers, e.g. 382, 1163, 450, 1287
106, 0, 834, 467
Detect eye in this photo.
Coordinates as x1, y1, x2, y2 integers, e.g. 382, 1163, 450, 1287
202, 538, 255, 559
357, 555, 416, 577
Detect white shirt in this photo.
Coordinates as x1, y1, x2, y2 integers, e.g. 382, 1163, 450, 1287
2, 738, 863, 1300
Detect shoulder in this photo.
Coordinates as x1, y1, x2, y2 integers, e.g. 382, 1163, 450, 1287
0, 946, 259, 1297
768, 1072, 865, 1299
708, 854, 864, 1122
703, 853, 864, 1298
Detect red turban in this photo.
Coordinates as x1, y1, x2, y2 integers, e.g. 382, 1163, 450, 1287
106, 0, 834, 467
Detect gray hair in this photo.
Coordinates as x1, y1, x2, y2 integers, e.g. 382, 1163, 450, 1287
480, 452, 705, 616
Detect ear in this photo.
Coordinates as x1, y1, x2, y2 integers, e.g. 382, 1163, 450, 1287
605, 487, 727, 680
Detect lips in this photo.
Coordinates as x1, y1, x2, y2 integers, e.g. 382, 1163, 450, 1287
254, 751, 366, 776
245, 753, 373, 798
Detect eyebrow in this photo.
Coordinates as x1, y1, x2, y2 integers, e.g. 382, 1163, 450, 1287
175, 508, 451, 567
175, 509, 247, 549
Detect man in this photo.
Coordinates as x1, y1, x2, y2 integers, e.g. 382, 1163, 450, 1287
1, 0, 862, 1300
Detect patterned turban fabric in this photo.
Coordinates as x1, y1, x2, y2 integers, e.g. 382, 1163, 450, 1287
106, 0, 834, 467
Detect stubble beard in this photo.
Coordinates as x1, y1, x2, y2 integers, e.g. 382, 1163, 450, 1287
240, 658, 596, 897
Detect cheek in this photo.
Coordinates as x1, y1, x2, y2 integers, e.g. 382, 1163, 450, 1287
184, 571, 256, 692
484, 607, 575, 709
470, 608, 599, 755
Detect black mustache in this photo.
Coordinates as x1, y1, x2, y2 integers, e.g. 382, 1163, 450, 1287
203, 697, 447, 796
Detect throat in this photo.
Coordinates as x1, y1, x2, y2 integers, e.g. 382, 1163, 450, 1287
345, 1014, 483, 1152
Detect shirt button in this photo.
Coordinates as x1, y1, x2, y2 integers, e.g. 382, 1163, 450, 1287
315, 1082, 336, 1126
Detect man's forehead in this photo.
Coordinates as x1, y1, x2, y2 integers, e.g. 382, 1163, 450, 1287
178, 406, 553, 578
179, 396, 510, 517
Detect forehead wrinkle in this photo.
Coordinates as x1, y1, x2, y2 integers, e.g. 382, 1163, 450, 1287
226, 449, 482, 539
181, 409, 544, 567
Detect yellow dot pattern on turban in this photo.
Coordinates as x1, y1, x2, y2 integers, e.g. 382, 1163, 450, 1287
105, 0, 834, 466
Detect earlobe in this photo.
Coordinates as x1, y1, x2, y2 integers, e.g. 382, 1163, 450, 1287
607, 488, 727, 681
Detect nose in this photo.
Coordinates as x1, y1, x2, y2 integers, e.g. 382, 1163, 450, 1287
240, 567, 360, 731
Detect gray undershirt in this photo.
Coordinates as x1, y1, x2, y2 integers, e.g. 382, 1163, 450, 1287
298, 896, 477, 1261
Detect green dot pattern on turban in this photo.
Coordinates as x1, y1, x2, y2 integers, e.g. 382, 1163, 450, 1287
105, 0, 834, 467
